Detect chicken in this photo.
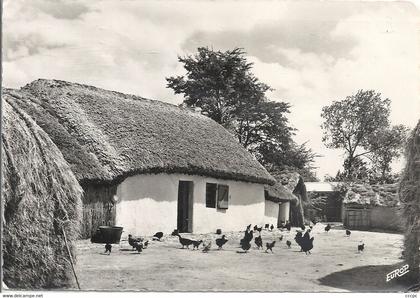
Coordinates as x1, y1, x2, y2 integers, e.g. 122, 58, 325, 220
104, 243, 112, 255
171, 229, 179, 236
279, 235, 284, 241
153, 232, 164, 241
254, 235, 263, 249
132, 241, 143, 253
240, 230, 253, 246
346, 229, 351, 236
300, 237, 314, 255
176, 234, 194, 249
286, 240, 292, 248
216, 235, 228, 249
325, 224, 331, 232
192, 240, 203, 250
358, 243, 365, 252
202, 241, 211, 253
240, 239, 251, 252
128, 234, 142, 250
270, 224, 274, 231
303, 230, 310, 242
264, 223, 270, 230
265, 241, 276, 253
294, 231, 304, 248
256, 226, 262, 233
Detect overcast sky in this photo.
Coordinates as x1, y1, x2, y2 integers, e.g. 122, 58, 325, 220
3, 0, 420, 180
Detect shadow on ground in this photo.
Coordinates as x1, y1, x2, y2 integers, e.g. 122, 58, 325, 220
318, 262, 414, 292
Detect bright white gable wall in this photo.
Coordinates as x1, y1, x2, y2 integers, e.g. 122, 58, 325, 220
264, 200, 279, 226
115, 173, 265, 236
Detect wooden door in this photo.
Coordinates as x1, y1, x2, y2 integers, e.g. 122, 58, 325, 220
177, 181, 193, 233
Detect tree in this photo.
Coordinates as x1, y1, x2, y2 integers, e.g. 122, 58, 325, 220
321, 90, 408, 182
167, 47, 317, 176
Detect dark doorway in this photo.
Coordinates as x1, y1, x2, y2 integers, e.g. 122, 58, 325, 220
177, 181, 194, 233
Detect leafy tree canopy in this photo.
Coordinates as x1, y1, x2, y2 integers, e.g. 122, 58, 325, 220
167, 47, 317, 180
321, 90, 409, 183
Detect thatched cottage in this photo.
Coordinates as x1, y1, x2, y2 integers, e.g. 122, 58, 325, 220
2, 94, 82, 288
6, 79, 277, 237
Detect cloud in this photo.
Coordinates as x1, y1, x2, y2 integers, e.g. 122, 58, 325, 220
3, 0, 419, 179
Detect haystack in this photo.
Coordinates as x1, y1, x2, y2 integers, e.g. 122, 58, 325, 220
2, 93, 83, 289
399, 120, 420, 282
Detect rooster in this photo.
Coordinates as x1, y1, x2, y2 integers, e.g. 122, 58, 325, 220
265, 241, 276, 253
216, 235, 228, 249
254, 235, 263, 249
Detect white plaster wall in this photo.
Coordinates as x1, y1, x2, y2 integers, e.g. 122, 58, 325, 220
115, 173, 266, 236
264, 200, 279, 226
279, 202, 290, 223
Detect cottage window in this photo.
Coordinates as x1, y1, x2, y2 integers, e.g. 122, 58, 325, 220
206, 183, 217, 208
217, 184, 229, 209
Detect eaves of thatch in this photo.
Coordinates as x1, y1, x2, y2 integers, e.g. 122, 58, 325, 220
264, 182, 298, 204
3, 79, 275, 186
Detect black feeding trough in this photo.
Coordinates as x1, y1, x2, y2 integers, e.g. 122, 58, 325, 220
91, 226, 123, 254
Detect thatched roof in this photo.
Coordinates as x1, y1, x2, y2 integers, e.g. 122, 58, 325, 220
4, 79, 275, 186
264, 182, 298, 203
2, 97, 83, 288
343, 183, 400, 207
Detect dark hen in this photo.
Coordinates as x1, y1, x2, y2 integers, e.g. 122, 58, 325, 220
192, 240, 203, 250
254, 235, 263, 249
325, 224, 331, 232
104, 243, 112, 255
270, 224, 274, 231
301, 237, 314, 254
346, 230, 351, 236
265, 241, 276, 253
216, 235, 228, 249
358, 243, 365, 252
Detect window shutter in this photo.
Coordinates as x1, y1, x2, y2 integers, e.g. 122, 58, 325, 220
217, 184, 229, 209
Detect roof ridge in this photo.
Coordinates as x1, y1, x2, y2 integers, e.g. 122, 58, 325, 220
21, 78, 204, 118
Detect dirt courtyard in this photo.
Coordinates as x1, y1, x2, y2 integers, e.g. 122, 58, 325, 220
74, 223, 410, 292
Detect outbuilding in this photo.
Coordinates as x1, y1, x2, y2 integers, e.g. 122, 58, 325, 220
9, 79, 276, 237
